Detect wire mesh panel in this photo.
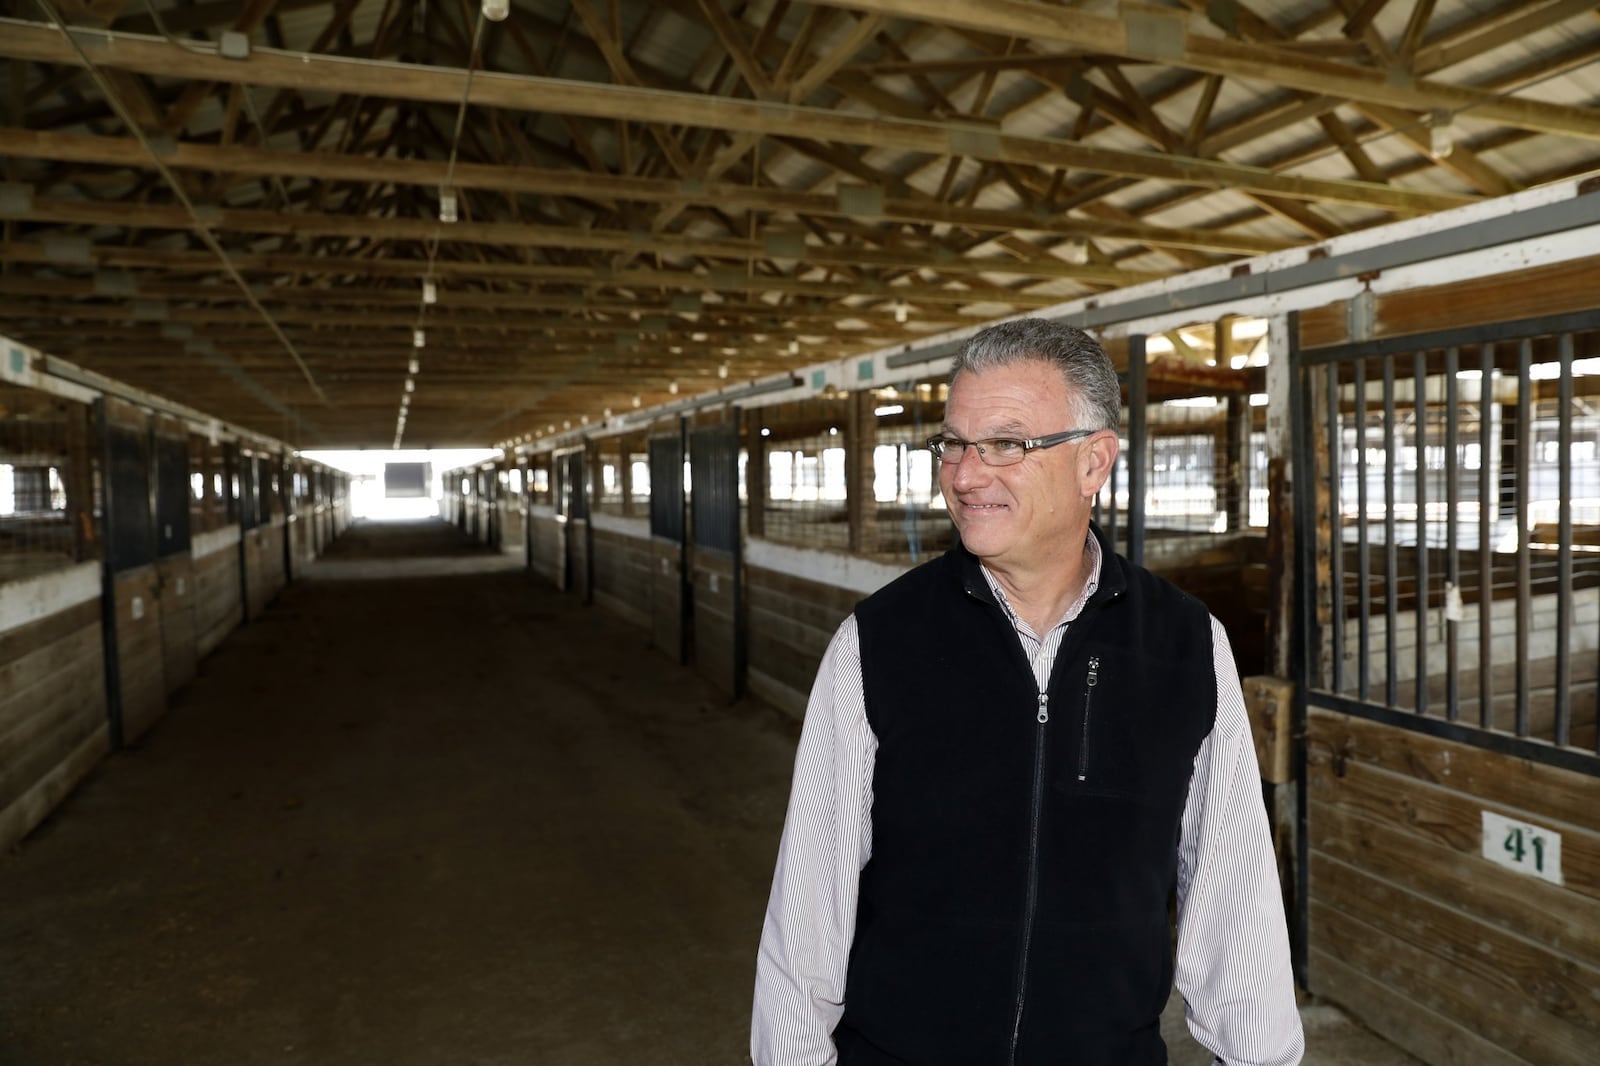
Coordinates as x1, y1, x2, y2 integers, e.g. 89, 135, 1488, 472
0, 382, 96, 580
1303, 311, 1600, 762
594, 435, 626, 516
868, 379, 951, 564
752, 396, 851, 552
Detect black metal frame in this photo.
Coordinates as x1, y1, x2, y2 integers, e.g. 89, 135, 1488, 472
1294, 307, 1600, 777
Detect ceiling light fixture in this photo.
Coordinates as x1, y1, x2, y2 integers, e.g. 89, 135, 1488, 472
668, 381, 679, 395
413, 328, 426, 348
482, 0, 511, 21
788, 339, 800, 355
423, 279, 438, 305
894, 301, 909, 324
1430, 111, 1456, 159
438, 189, 458, 223
409, 358, 420, 374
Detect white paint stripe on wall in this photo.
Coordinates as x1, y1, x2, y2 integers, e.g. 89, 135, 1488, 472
745, 538, 910, 597
590, 512, 650, 539
191, 525, 242, 560
0, 560, 101, 636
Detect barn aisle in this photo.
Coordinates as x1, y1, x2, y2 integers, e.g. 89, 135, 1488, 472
0, 518, 796, 1066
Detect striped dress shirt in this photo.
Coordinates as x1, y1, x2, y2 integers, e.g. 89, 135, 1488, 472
752, 539, 1304, 1065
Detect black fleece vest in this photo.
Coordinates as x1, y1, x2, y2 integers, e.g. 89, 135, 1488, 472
838, 527, 1217, 1066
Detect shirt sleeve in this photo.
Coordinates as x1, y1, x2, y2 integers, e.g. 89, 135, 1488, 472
751, 616, 877, 1066
1174, 617, 1305, 1066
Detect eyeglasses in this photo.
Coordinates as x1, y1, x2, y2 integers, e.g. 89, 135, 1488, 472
927, 428, 1096, 466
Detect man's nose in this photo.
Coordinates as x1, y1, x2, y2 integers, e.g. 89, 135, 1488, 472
949, 445, 988, 488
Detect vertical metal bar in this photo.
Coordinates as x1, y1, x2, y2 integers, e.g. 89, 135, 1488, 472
1355, 358, 1370, 702
1515, 340, 1532, 738
1445, 348, 1460, 721
1478, 346, 1495, 730
1384, 358, 1399, 708
1555, 332, 1573, 747
1127, 334, 1147, 568
1327, 362, 1344, 693
1414, 350, 1430, 715
1286, 310, 1312, 988
95, 400, 125, 750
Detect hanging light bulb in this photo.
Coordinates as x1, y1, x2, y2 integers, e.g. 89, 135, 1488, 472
788, 339, 800, 355
632, 394, 641, 408
405, 378, 415, 393
668, 381, 679, 395
482, 0, 510, 21
423, 279, 438, 305
1429, 111, 1456, 159
408, 358, 420, 374
718, 363, 729, 379
413, 328, 425, 348
438, 188, 458, 223
894, 301, 909, 324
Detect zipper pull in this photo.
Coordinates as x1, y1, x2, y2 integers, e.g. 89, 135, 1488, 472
1086, 657, 1099, 687
1036, 691, 1049, 724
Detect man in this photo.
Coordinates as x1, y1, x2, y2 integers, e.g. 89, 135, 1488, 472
752, 318, 1302, 1065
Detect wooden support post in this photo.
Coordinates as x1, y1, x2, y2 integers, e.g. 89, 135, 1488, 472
1225, 394, 1251, 533
63, 404, 94, 561
846, 389, 875, 555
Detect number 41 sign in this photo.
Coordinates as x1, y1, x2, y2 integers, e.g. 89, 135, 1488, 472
1481, 810, 1563, 886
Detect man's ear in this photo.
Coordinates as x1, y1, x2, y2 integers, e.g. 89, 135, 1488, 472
1080, 431, 1120, 497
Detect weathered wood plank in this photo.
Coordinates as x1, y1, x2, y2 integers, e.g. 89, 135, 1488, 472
0, 722, 109, 853
1309, 949, 1536, 1066
1308, 707, 1599, 832
0, 623, 102, 737
1310, 785, 1600, 955
1312, 852, 1600, 1035
1313, 901, 1583, 1065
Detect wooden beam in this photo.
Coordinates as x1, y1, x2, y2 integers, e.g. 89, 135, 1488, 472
0, 128, 1294, 256
12, 195, 1171, 285
0, 239, 1072, 307
800, 0, 1600, 142
0, 21, 1476, 213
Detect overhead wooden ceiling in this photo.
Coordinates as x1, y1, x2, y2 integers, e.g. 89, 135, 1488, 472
0, 0, 1596, 447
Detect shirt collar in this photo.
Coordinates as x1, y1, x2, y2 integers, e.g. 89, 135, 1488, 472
979, 533, 1102, 637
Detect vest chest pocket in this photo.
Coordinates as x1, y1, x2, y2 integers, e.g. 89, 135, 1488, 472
1049, 648, 1199, 804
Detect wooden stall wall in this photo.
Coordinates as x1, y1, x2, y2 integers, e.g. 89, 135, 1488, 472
191, 526, 242, 659
153, 418, 196, 696
156, 554, 197, 696
0, 563, 109, 851
650, 535, 685, 665
743, 541, 906, 719
568, 518, 590, 602
113, 564, 166, 744
691, 548, 737, 697
590, 515, 651, 629
1307, 708, 1599, 1066
528, 505, 560, 583
501, 485, 526, 560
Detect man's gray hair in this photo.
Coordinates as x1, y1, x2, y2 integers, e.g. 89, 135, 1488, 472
948, 318, 1122, 432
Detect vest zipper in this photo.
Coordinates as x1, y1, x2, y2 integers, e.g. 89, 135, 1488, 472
1009, 689, 1048, 1064
1077, 657, 1099, 782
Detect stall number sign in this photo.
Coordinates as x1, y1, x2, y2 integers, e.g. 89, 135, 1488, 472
1481, 810, 1562, 886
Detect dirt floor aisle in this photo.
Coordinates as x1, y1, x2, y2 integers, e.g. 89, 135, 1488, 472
0, 519, 799, 1066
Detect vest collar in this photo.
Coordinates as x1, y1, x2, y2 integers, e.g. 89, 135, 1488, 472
954, 520, 1127, 610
